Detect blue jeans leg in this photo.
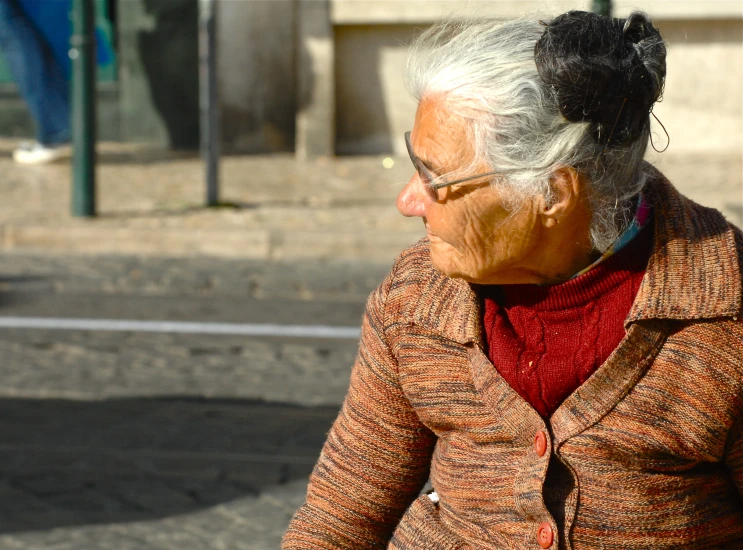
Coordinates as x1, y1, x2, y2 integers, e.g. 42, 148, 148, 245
0, 0, 70, 145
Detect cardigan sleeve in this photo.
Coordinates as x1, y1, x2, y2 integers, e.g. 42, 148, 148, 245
282, 272, 437, 549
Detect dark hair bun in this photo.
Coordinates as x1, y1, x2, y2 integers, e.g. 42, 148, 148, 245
534, 10, 666, 147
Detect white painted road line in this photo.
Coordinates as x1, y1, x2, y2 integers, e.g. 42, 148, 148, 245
0, 317, 361, 339
0, 443, 320, 465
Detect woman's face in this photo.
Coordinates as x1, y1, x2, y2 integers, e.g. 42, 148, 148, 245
397, 98, 547, 285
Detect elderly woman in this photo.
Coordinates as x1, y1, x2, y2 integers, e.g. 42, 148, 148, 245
283, 10, 743, 550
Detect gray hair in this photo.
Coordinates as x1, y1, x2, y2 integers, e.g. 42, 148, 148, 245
405, 14, 664, 251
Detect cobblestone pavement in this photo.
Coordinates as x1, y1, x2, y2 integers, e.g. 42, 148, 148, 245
0, 253, 392, 549
0, 398, 332, 550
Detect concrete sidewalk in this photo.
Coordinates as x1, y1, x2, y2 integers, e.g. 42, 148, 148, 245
0, 140, 740, 263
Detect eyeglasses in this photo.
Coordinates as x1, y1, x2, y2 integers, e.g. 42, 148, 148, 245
404, 131, 500, 201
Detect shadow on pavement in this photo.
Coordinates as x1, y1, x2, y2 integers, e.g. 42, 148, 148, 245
0, 396, 337, 534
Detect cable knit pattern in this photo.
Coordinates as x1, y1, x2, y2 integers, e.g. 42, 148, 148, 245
283, 168, 743, 550
480, 223, 652, 417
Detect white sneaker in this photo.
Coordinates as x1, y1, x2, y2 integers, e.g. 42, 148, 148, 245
13, 141, 72, 165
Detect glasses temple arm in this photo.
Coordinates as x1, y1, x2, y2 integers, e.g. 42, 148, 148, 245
431, 169, 503, 190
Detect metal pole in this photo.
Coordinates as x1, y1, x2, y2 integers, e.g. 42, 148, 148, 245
199, 0, 220, 207
591, 0, 613, 17
70, 0, 96, 217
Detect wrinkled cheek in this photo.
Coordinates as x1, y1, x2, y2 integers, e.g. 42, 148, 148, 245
457, 228, 490, 274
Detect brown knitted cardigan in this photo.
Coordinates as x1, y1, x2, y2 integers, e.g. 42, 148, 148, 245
283, 168, 743, 549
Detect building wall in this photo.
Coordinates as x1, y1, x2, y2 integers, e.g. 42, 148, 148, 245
650, 18, 742, 154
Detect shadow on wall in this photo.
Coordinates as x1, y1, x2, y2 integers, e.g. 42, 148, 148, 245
138, 0, 200, 150
136, 0, 304, 154
0, 396, 337, 534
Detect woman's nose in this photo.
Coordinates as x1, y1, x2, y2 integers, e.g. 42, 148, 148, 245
396, 173, 427, 217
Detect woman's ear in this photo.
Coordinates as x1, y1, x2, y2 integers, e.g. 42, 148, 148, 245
540, 165, 582, 228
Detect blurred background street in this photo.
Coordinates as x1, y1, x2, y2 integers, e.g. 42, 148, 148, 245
0, 0, 739, 548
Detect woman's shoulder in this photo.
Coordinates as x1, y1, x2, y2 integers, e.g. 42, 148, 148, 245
374, 238, 441, 318
381, 238, 436, 307
389, 237, 435, 281
375, 238, 472, 330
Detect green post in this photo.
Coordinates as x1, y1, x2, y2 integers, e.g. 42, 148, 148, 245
592, 0, 613, 17
199, 0, 219, 206
70, 0, 97, 217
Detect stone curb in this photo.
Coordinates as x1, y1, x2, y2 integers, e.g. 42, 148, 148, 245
0, 224, 423, 263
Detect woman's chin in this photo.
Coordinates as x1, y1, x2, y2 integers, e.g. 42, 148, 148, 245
429, 248, 525, 284
429, 246, 471, 280
429, 241, 503, 283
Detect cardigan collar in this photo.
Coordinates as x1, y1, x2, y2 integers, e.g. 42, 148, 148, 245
625, 166, 742, 325
410, 166, 742, 346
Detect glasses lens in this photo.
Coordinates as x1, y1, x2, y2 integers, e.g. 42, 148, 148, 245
405, 132, 438, 201
416, 161, 438, 201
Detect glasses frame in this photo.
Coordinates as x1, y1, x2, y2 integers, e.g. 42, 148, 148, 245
404, 131, 500, 201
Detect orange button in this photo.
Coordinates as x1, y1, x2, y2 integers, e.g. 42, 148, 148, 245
537, 522, 553, 548
534, 430, 547, 457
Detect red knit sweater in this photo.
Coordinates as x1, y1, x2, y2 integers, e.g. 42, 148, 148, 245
480, 224, 653, 418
